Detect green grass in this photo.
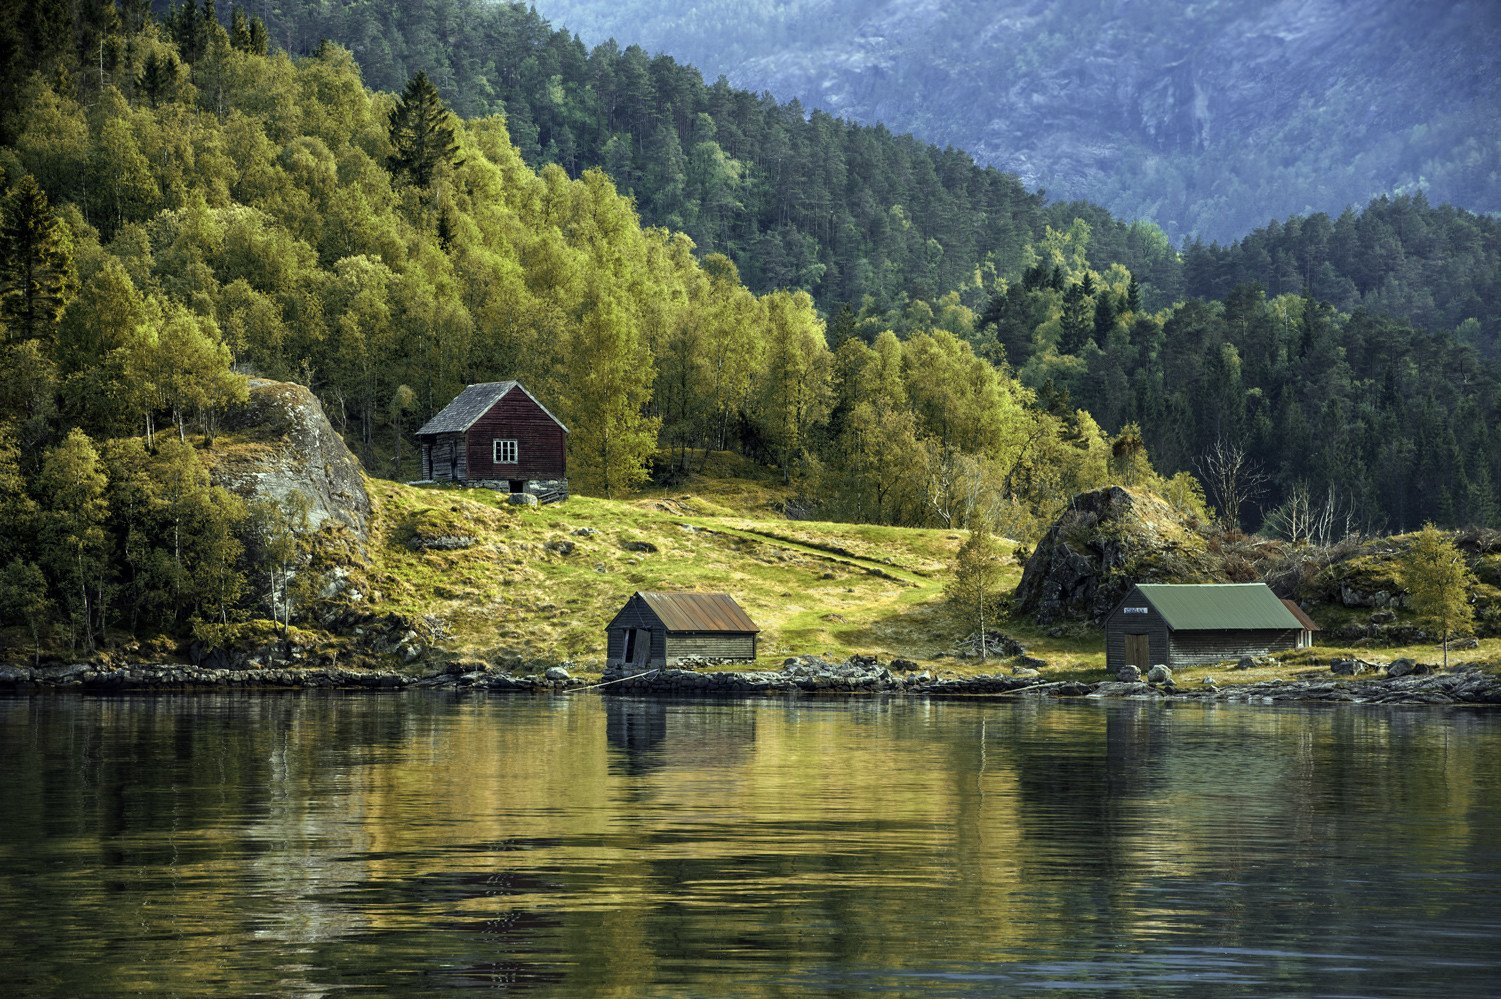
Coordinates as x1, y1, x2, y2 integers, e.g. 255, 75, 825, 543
366, 479, 986, 675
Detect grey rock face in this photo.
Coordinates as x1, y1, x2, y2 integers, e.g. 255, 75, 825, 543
545, 666, 570, 681
1014, 486, 1214, 624
1146, 665, 1173, 684
216, 379, 372, 540
1116, 665, 1142, 683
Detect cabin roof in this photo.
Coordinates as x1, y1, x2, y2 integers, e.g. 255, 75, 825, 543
415, 381, 568, 436
628, 591, 760, 633
1132, 583, 1305, 631
1280, 598, 1322, 632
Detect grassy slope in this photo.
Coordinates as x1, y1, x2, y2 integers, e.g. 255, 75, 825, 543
367, 454, 1501, 682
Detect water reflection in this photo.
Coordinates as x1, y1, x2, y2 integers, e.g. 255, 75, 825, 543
1, 693, 1500, 996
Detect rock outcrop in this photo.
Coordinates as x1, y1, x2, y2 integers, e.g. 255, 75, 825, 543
213, 378, 372, 541
1013, 486, 1216, 624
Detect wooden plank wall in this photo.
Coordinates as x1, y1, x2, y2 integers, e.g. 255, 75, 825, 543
1167, 630, 1301, 667
665, 633, 757, 663
465, 388, 566, 481
1104, 587, 1172, 671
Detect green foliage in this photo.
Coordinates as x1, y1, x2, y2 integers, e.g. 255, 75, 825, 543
945, 526, 1007, 657
0, 174, 77, 343
0, 558, 51, 662
35, 427, 109, 650
386, 71, 460, 189
1185, 196, 1501, 353
1399, 523, 1477, 666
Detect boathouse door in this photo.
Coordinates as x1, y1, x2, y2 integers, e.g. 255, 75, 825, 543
624, 628, 653, 667
1125, 634, 1150, 669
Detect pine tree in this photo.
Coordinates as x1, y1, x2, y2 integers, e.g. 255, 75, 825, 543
0, 175, 77, 344
138, 50, 179, 107
1398, 523, 1476, 668
387, 71, 461, 188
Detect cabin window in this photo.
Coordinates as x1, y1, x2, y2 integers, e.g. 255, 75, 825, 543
494, 439, 518, 464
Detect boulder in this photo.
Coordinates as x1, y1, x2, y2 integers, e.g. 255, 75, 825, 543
1235, 656, 1257, 670
1330, 658, 1369, 676
1116, 664, 1142, 683
215, 379, 371, 541
1014, 486, 1217, 623
545, 666, 570, 682
620, 539, 659, 553
1146, 664, 1173, 684
1387, 658, 1417, 678
889, 658, 920, 672
508, 493, 539, 507
544, 539, 576, 556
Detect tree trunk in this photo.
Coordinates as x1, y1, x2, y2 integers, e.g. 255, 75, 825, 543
978, 580, 987, 662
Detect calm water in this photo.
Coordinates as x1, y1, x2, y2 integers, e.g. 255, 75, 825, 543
2, 694, 1500, 997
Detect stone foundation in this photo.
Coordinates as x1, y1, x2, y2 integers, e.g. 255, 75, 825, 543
466, 478, 570, 503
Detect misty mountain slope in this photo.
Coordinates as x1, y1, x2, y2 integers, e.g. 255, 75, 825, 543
528, 0, 1501, 243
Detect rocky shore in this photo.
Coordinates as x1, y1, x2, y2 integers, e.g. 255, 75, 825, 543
5, 656, 1501, 706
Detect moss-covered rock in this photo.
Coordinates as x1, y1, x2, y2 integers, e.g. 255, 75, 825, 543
1014, 485, 1220, 623
212, 378, 372, 541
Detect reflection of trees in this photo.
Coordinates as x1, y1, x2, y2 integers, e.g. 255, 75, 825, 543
2, 695, 1500, 994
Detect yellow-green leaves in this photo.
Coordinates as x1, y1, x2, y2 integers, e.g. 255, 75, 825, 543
1399, 523, 1477, 667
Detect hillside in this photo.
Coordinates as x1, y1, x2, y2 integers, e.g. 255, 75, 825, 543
0, 1, 1498, 667
528, 0, 1501, 245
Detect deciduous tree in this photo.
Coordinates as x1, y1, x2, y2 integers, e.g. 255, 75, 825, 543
946, 526, 1008, 659
1399, 523, 1476, 668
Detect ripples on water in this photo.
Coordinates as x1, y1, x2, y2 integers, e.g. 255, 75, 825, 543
1, 693, 1499, 997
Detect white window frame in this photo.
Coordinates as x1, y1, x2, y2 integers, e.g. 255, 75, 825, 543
493, 439, 519, 464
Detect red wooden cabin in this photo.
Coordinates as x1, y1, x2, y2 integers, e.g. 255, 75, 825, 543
415, 381, 569, 502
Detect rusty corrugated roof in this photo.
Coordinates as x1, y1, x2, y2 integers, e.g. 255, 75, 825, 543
1280, 598, 1321, 632
638, 591, 759, 633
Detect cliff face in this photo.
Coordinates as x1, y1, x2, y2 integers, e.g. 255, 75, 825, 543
212, 378, 372, 542
530, 0, 1501, 242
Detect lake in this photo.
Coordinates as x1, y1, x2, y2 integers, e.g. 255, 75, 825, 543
1, 693, 1499, 996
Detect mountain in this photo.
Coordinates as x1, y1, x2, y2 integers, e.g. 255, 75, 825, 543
527, 0, 1501, 244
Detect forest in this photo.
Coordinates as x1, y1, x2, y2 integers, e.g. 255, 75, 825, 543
0, 1, 1200, 652
0, 0, 1497, 657
524, 0, 1501, 246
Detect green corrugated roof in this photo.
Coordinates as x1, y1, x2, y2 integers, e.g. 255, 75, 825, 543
1135, 583, 1304, 631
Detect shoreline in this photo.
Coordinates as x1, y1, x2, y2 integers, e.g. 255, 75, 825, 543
4, 661, 1500, 706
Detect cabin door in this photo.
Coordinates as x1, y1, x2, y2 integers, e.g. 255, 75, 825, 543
1125, 634, 1150, 669
623, 628, 652, 666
